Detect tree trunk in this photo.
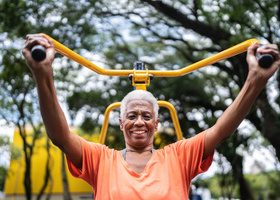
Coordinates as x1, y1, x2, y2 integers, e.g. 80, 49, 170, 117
232, 154, 255, 200
62, 152, 72, 200
24, 150, 32, 200
257, 90, 280, 160
18, 124, 32, 200
18, 123, 42, 200
36, 138, 52, 200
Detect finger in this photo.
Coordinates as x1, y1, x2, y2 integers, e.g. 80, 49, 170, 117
21, 46, 30, 58
250, 42, 259, 50
25, 34, 50, 50
247, 42, 259, 56
246, 42, 259, 63
42, 34, 54, 48
257, 44, 279, 57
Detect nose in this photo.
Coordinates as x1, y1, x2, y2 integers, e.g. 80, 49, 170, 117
134, 116, 145, 126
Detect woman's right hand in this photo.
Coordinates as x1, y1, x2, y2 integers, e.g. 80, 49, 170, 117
22, 34, 55, 76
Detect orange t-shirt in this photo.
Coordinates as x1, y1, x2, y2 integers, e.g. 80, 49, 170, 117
67, 131, 214, 199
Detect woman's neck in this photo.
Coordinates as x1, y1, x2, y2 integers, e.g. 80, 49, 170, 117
125, 144, 153, 154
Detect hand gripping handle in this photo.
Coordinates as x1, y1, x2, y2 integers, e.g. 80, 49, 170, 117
255, 44, 274, 68
31, 45, 46, 62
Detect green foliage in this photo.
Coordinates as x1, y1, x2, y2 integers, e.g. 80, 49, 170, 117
0, 166, 8, 191
201, 170, 280, 199
105, 126, 125, 150
154, 132, 177, 149
0, 136, 10, 150
1, 0, 280, 198
0, 135, 19, 191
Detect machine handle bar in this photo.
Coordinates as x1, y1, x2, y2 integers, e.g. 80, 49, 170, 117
31, 34, 272, 75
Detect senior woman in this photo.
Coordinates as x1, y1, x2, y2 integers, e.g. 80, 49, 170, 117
22, 34, 280, 199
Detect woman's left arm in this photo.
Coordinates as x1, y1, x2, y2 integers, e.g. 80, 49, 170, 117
203, 43, 280, 160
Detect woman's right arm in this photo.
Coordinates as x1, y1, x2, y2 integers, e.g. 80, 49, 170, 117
22, 34, 82, 169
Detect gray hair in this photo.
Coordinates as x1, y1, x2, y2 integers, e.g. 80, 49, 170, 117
120, 90, 159, 120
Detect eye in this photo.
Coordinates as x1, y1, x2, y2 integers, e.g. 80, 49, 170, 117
143, 115, 151, 120
127, 115, 136, 120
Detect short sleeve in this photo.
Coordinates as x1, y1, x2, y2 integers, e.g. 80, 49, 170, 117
175, 130, 214, 179
66, 136, 104, 187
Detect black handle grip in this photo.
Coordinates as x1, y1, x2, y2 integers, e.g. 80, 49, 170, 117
31, 45, 46, 62
255, 44, 274, 68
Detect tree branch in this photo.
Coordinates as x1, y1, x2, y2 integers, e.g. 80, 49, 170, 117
140, 0, 231, 43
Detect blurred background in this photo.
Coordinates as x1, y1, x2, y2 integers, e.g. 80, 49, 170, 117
0, 0, 280, 199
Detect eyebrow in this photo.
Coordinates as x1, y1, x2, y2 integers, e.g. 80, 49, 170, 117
126, 111, 153, 116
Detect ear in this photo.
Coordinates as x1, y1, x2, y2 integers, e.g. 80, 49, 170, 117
154, 118, 160, 132
119, 118, 123, 131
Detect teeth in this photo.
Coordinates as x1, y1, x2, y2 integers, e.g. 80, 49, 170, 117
134, 131, 145, 135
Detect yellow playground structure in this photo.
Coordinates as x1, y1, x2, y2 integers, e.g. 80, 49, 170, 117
33, 33, 263, 144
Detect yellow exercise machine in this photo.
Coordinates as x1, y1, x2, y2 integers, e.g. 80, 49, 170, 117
31, 33, 263, 144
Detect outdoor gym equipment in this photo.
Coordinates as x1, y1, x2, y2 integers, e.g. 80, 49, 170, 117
31, 33, 274, 144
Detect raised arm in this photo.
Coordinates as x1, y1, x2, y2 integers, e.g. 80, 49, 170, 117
22, 34, 82, 169
203, 42, 280, 160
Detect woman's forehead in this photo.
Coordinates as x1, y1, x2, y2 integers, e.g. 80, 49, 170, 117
126, 99, 153, 111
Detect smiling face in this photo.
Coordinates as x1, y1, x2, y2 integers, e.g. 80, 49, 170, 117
119, 99, 159, 150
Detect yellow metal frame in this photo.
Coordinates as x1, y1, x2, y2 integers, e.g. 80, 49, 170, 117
99, 101, 183, 144
99, 102, 121, 144
40, 33, 260, 143
41, 33, 260, 78
131, 69, 151, 90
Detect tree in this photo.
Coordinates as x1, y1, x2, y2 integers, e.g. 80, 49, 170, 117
0, 135, 10, 191
36, 138, 52, 200
0, 0, 89, 199
0, 42, 42, 199
1, 0, 280, 199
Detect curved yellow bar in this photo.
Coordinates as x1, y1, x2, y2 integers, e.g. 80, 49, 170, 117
99, 101, 183, 144
157, 101, 183, 141
41, 33, 260, 78
99, 102, 121, 144
151, 38, 260, 77
41, 33, 132, 76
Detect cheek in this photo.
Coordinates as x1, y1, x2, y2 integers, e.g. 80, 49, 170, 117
123, 122, 132, 132
149, 121, 157, 130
